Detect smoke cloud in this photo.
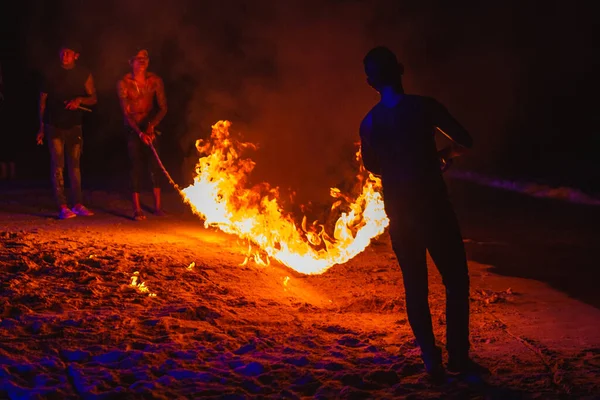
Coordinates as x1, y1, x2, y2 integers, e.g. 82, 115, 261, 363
17, 0, 597, 194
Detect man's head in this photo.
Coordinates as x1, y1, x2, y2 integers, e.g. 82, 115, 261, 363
59, 42, 81, 67
363, 46, 404, 92
129, 48, 150, 72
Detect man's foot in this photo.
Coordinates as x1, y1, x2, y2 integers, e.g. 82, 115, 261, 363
448, 357, 490, 374
72, 204, 94, 216
425, 363, 446, 384
447, 357, 490, 384
59, 207, 77, 220
422, 346, 445, 384
133, 210, 146, 221
153, 209, 166, 217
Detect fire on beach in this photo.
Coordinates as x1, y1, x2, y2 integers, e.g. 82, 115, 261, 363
179, 120, 390, 275
1, 123, 600, 398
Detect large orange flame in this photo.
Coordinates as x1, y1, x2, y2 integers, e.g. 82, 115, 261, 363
180, 120, 389, 275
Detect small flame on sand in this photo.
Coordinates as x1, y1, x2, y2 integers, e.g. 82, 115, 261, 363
180, 121, 389, 275
130, 271, 157, 297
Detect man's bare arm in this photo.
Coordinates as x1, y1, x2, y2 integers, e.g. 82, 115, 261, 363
117, 80, 142, 135
431, 99, 473, 160
65, 73, 97, 110
80, 73, 97, 106
36, 92, 47, 144
148, 77, 167, 129
433, 101, 473, 147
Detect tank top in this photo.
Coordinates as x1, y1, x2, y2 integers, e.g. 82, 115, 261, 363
41, 64, 90, 129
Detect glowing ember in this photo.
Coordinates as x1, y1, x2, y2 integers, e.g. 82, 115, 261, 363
180, 120, 389, 275
130, 271, 156, 297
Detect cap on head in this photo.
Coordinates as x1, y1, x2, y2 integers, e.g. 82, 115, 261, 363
60, 40, 82, 54
129, 46, 150, 61
363, 46, 404, 88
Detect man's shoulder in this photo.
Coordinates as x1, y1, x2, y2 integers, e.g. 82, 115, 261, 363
362, 107, 375, 120
118, 73, 132, 84
360, 107, 376, 136
40, 64, 64, 91
147, 72, 163, 83
364, 102, 382, 117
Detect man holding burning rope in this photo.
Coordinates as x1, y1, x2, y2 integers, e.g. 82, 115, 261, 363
117, 48, 168, 221
37, 42, 97, 219
359, 46, 485, 382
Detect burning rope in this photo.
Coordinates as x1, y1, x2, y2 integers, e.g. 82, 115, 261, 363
145, 120, 389, 274
149, 142, 180, 191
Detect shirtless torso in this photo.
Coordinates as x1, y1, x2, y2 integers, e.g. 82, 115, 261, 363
117, 71, 167, 132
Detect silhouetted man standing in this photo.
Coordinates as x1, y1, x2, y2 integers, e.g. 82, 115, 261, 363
37, 42, 97, 219
117, 48, 167, 221
359, 46, 482, 381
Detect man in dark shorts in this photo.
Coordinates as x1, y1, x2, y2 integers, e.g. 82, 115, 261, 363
117, 48, 168, 221
359, 46, 486, 381
36, 42, 97, 219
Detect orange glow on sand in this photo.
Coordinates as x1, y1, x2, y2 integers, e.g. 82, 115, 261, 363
179, 121, 389, 275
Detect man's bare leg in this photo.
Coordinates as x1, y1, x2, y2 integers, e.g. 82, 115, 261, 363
153, 187, 165, 216
132, 192, 146, 220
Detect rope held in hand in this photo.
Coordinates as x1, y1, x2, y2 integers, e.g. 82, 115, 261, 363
149, 142, 180, 191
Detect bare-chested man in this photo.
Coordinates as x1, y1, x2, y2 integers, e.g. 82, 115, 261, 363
117, 48, 167, 221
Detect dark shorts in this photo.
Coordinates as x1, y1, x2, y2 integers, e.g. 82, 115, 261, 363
126, 127, 162, 192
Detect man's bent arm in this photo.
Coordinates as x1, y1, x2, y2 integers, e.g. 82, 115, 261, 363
148, 77, 167, 129
432, 100, 473, 150
80, 73, 97, 106
117, 81, 142, 135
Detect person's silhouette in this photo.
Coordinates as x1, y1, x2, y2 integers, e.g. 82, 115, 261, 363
359, 46, 486, 381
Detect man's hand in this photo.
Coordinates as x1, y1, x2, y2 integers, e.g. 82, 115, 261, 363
145, 124, 155, 137
438, 143, 470, 172
36, 128, 45, 145
142, 125, 156, 145
438, 146, 455, 172
440, 155, 453, 172
64, 97, 82, 110
139, 132, 154, 146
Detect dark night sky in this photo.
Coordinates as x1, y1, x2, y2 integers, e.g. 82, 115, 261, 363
0, 0, 598, 198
